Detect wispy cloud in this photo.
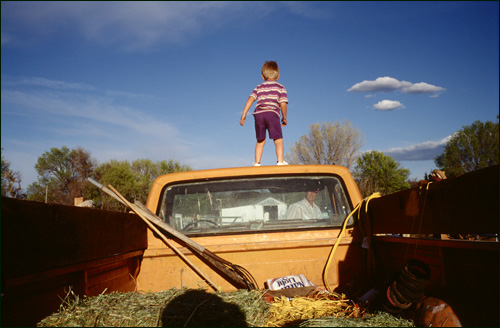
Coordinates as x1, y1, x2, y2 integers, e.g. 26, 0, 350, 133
401, 82, 445, 95
1, 2, 323, 51
282, 2, 332, 19
0, 2, 236, 49
1, 74, 189, 156
1, 88, 177, 139
348, 76, 445, 96
1, 73, 247, 188
383, 135, 453, 161
1, 75, 95, 91
373, 99, 405, 111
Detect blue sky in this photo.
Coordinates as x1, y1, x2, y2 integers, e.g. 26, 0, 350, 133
2, 1, 499, 191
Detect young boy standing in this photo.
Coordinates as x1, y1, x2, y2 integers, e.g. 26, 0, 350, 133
240, 61, 288, 166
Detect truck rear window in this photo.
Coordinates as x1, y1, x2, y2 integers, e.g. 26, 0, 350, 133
157, 175, 353, 235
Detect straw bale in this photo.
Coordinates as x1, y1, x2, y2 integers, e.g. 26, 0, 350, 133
299, 311, 414, 327
37, 287, 414, 327
264, 292, 357, 327
37, 287, 270, 327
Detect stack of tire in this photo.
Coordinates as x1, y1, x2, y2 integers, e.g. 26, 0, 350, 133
383, 259, 431, 314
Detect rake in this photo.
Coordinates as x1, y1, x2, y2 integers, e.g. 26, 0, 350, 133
88, 178, 258, 291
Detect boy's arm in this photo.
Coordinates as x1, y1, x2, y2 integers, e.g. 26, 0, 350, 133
240, 96, 255, 126
280, 102, 287, 126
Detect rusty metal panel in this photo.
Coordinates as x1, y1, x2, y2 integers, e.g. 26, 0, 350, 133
1, 197, 147, 278
367, 165, 499, 235
1, 197, 148, 327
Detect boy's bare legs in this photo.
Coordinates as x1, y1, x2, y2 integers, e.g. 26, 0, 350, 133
274, 138, 284, 163
255, 139, 265, 164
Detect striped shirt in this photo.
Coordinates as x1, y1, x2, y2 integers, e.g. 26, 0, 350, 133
250, 80, 288, 117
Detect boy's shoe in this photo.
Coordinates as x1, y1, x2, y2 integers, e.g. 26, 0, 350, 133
277, 161, 288, 165
252, 162, 261, 166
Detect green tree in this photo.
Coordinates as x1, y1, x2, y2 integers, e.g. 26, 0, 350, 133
286, 121, 364, 170
1, 148, 25, 199
93, 159, 191, 211
434, 119, 499, 177
353, 150, 411, 197
27, 146, 97, 204
93, 160, 137, 211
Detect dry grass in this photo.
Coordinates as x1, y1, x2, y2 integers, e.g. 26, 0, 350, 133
38, 287, 270, 327
299, 312, 414, 327
37, 287, 413, 327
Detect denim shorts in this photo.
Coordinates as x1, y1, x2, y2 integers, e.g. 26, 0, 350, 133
254, 111, 283, 141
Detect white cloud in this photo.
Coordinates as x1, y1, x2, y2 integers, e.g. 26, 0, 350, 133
1, 75, 188, 147
1, 75, 201, 189
1, 2, 322, 51
348, 76, 409, 93
373, 100, 405, 111
0, 2, 247, 50
1, 75, 94, 91
401, 82, 445, 94
384, 135, 453, 161
282, 2, 332, 19
1, 88, 177, 139
348, 76, 445, 97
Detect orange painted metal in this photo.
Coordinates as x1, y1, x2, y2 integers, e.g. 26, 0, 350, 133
137, 165, 364, 292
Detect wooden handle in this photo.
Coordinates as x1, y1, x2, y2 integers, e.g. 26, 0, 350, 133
107, 185, 220, 291
132, 201, 205, 254
96, 182, 251, 290
133, 201, 251, 289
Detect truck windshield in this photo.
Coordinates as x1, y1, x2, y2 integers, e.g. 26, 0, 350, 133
158, 175, 353, 235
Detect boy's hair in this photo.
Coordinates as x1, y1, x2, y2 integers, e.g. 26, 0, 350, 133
261, 61, 280, 80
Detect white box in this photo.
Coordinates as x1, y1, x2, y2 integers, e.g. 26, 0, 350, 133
266, 274, 315, 290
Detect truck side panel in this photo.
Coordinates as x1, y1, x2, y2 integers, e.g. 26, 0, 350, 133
367, 165, 499, 235
1, 197, 148, 327
361, 165, 499, 326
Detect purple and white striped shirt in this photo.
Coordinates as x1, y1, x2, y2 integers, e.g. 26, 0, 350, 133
250, 80, 288, 117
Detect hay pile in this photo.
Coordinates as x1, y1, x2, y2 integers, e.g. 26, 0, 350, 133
264, 292, 413, 327
38, 288, 414, 327
38, 287, 270, 327
265, 292, 358, 327
299, 312, 414, 327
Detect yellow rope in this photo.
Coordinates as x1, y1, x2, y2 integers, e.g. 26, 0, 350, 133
323, 192, 381, 293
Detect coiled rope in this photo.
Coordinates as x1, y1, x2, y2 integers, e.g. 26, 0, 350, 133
383, 259, 431, 313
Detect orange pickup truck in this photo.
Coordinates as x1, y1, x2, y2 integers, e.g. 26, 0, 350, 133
1, 164, 498, 326
138, 165, 362, 293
